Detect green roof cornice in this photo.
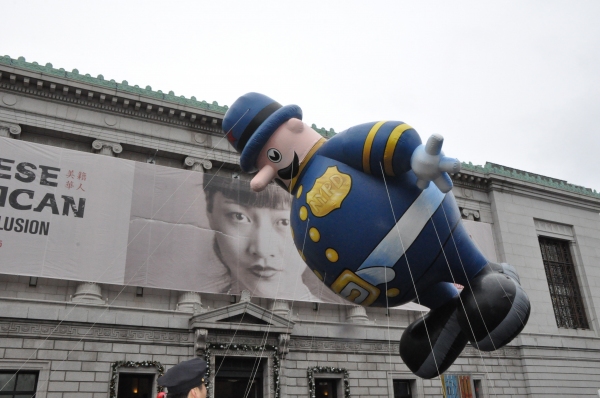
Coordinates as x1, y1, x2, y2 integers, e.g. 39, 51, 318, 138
0, 55, 229, 114
461, 161, 600, 199
311, 124, 337, 138
12, 56, 593, 198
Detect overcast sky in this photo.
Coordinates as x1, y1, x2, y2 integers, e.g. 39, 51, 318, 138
4, 0, 600, 191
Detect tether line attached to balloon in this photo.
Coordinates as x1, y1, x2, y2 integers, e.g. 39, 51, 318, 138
26, 160, 229, 398
0, 118, 233, 394
445, 204, 528, 330
425, 200, 500, 397
383, 246, 394, 375
307, 264, 328, 366
218, 150, 303, 398
438, 203, 531, 396
277, 207, 313, 396
378, 163, 443, 381
0, 95, 91, 393
241, 146, 300, 398
0, 94, 236, 391
210, 137, 279, 395
0, 83, 233, 393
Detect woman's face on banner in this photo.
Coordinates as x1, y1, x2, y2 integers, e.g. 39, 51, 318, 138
208, 191, 303, 296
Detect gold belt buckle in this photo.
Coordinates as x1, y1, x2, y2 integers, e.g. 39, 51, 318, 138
331, 269, 380, 306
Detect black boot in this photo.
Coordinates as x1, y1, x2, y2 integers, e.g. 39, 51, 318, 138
400, 297, 468, 379
457, 263, 531, 352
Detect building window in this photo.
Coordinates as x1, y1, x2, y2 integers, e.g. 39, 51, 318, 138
393, 379, 413, 398
315, 379, 338, 398
117, 373, 155, 398
473, 379, 483, 398
0, 370, 39, 396
538, 236, 589, 329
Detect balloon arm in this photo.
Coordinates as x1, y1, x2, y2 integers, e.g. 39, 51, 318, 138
410, 134, 460, 193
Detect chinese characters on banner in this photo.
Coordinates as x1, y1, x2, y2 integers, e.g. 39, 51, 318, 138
65, 170, 87, 191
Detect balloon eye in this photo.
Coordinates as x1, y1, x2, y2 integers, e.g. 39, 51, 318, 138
267, 148, 282, 163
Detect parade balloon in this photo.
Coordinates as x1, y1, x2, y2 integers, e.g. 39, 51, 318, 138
222, 92, 531, 379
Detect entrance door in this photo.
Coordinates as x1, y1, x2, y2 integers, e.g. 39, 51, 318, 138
214, 356, 264, 398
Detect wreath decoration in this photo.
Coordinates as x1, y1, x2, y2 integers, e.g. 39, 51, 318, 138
307, 366, 351, 398
204, 343, 281, 398
109, 360, 165, 398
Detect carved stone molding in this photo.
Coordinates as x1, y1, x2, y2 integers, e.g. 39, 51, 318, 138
206, 332, 278, 347
0, 121, 21, 137
71, 282, 105, 305
0, 70, 224, 134
177, 292, 203, 313
0, 320, 191, 344
345, 305, 370, 324
195, 328, 208, 355
184, 156, 213, 172
461, 208, 481, 221
288, 338, 398, 353
278, 333, 290, 358
462, 346, 519, 357
92, 139, 123, 156
534, 219, 574, 239
451, 172, 490, 191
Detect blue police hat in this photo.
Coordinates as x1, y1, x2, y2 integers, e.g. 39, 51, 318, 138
222, 92, 302, 172
157, 357, 207, 395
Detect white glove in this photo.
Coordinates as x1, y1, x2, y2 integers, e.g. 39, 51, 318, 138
410, 134, 461, 193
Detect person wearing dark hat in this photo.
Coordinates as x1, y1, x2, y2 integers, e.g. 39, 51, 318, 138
157, 357, 207, 398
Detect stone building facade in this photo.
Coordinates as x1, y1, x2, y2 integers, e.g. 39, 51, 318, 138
1, 56, 599, 397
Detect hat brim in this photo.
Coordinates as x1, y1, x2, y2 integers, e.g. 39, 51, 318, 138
240, 104, 302, 172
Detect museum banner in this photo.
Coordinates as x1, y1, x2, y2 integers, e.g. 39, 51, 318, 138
0, 137, 340, 302
0, 137, 495, 306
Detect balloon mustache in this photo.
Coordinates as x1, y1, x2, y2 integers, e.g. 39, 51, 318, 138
277, 152, 299, 180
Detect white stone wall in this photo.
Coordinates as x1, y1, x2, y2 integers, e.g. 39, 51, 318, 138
2, 61, 600, 397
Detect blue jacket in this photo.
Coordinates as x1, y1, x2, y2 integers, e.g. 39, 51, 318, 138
289, 121, 488, 308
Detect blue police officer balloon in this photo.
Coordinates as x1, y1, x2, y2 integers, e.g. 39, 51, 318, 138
222, 93, 531, 379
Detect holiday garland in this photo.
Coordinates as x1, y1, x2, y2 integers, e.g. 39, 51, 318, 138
204, 343, 281, 398
109, 360, 165, 398
307, 366, 351, 398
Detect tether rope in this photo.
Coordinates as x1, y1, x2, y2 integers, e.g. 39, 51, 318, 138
0, 109, 232, 394
378, 163, 443, 385
439, 203, 532, 396
427, 199, 499, 397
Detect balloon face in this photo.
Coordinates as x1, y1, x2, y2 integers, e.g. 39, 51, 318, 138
251, 118, 322, 192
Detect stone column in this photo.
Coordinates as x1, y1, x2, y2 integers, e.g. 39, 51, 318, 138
71, 282, 105, 304
92, 139, 122, 156
177, 291, 203, 313
346, 305, 370, 324
271, 300, 291, 318
184, 156, 212, 172
0, 121, 21, 138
